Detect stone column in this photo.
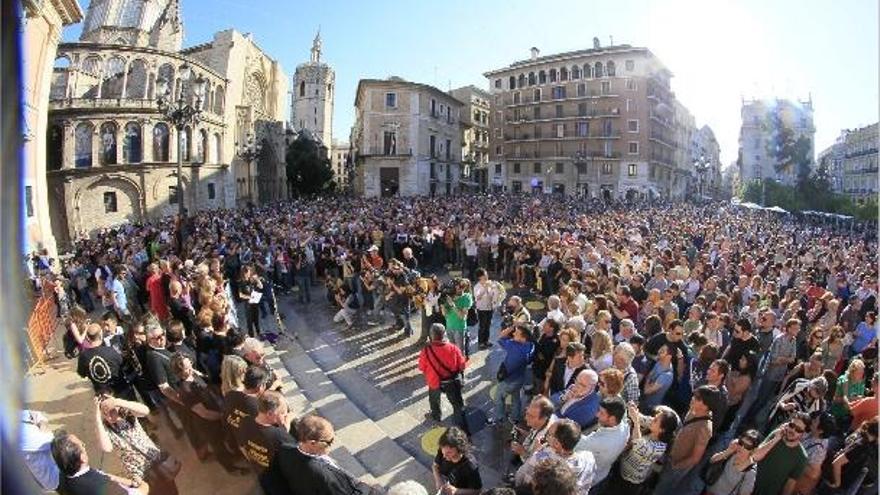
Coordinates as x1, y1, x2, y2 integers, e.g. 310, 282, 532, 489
142, 120, 154, 163
168, 126, 178, 163
116, 123, 124, 164
61, 120, 75, 169
91, 122, 101, 168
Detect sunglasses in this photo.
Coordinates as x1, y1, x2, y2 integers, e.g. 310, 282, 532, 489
787, 421, 806, 434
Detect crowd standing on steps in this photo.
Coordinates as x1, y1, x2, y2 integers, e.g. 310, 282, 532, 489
19, 194, 878, 495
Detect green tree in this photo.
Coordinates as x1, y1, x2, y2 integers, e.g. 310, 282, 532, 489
285, 133, 335, 196
765, 109, 813, 183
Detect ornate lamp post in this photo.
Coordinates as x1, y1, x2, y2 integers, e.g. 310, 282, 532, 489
235, 132, 262, 204
693, 154, 710, 201
156, 64, 205, 217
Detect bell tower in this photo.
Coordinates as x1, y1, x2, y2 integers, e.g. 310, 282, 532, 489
291, 29, 334, 151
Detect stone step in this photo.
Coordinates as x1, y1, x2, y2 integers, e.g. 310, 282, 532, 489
279, 301, 504, 489
266, 333, 432, 488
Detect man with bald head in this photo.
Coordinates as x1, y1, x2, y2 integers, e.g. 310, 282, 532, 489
76, 323, 135, 400
261, 415, 379, 495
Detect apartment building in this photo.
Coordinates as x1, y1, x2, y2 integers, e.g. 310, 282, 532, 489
449, 85, 491, 192
483, 40, 693, 200
738, 98, 815, 186
352, 77, 463, 197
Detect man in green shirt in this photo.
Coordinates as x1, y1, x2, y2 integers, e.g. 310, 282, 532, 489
752, 411, 809, 495
442, 278, 473, 357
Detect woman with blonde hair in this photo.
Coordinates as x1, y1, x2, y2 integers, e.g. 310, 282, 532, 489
590, 330, 614, 372
220, 354, 248, 397
819, 325, 846, 371
831, 358, 866, 422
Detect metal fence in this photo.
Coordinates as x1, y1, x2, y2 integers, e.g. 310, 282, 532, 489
25, 286, 59, 371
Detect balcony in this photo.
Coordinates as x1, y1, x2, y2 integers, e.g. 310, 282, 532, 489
649, 132, 676, 149
359, 147, 414, 158
649, 112, 673, 128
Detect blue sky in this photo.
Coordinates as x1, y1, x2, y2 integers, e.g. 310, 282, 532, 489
63, 0, 878, 167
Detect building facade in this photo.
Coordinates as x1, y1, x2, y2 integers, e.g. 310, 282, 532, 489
817, 132, 848, 194
291, 31, 334, 152
483, 41, 695, 200
329, 140, 350, 189
46, 0, 288, 245
840, 123, 878, 201
690, 125, 722, 198
352, 77, 463, 197
738, 98, 815, 187
22, 0, 83, 257
449, 85, 491, 192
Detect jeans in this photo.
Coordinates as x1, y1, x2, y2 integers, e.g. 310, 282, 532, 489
449, 329, 467, 356
394, 298, 413, 335
495, 375, 525, 422
245, 303, 260, 337
477, 309, 493, 345
296, 276, 311, 303
427, 386, 470, 435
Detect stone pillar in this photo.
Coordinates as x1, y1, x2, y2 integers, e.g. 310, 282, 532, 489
61, 121, 75, 169
142, 120, 154, 162
116, 123, 124, 164
120, 59, 129, 99
168, 126, 178, 163
91, 123, 101, 168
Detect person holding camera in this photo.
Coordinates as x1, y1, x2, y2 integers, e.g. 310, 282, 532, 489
442, 278, 474, 356
489, 322, 535, 425
502, 296, 532, 334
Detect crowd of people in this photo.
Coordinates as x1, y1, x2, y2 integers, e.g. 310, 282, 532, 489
19, 193, 879, 495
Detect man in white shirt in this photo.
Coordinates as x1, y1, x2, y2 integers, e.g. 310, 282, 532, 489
473, 268, 500, 349
575, 396, 630, 489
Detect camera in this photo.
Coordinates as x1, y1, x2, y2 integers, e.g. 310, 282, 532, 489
439, 279, 458, 300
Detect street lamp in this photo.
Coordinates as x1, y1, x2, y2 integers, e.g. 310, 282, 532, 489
693, 154, 710, 201
156, 64, 205, 218
235, 132, 262, 204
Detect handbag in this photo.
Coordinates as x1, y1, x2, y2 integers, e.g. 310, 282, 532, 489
425, 345, 463, 394
496, 362, 509, 382
466, 305, 478, 327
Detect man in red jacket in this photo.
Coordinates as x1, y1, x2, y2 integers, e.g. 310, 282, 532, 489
419, 323, 469, 434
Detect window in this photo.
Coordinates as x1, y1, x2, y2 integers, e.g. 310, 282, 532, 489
518, 74, 526, 88
429, 135, 436, 157
386, 92, 397, 107
650, 164, 656, 179
556, 124, 565, 138
555, 162, 564, 174
555, 105, 563, 118
123, 122, 142, 163
607, 61, 616, 76
578, 103, 587, 116
560, 67, 568, 81
495, 163, 502, 174
98, 122, 116, 165
495, 145, 501, 154
625, 78, 636, 90
168, 186, 178, 204
577, 83, 586, 97
576, 163, 587, 174
625, 60, 634, 71
533, 89, 541, 101
534, 125, 542, 138
445, 139, 451, 160
628, 120, 639, 133
300, 81, 305, 97
528, 72, 536, 85
628, 142, 639, 154
572, 65, 581, 79
577, 122, 589, 137
75, 122, 93, 168
430, 162, 437, 179
601, 81, 611, 95
604, 141, 614, 157
103, 191, 118, 212
207, 182, 216, 199
384, 131, 397, 155
539, 70, 546, 84
512, 180, 522, 193
513, 163, 521, 174
602, 163, 613, 174
603, 119, 613, 136
552, 86, 566, 100
513, 92, 521, 104
549, 69, 557, 82
494, 79, 502, 88
628, 164, 637, 176
584, 64, 592, 78
625, 99, 633, 112
534, 106, 541, 119
533, 163, 542, 174
509, 76, 516, 89
594, 62, 603, 78
153, 123, 169, 161
25, 186, 34, 217
431, 99, 437, 117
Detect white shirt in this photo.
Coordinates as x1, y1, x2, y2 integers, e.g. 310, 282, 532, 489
576, 421, 630, 484
473, 281, 497, 311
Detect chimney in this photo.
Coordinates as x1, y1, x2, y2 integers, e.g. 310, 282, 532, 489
530, 47, 540, 60
593, 37, 601, 49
